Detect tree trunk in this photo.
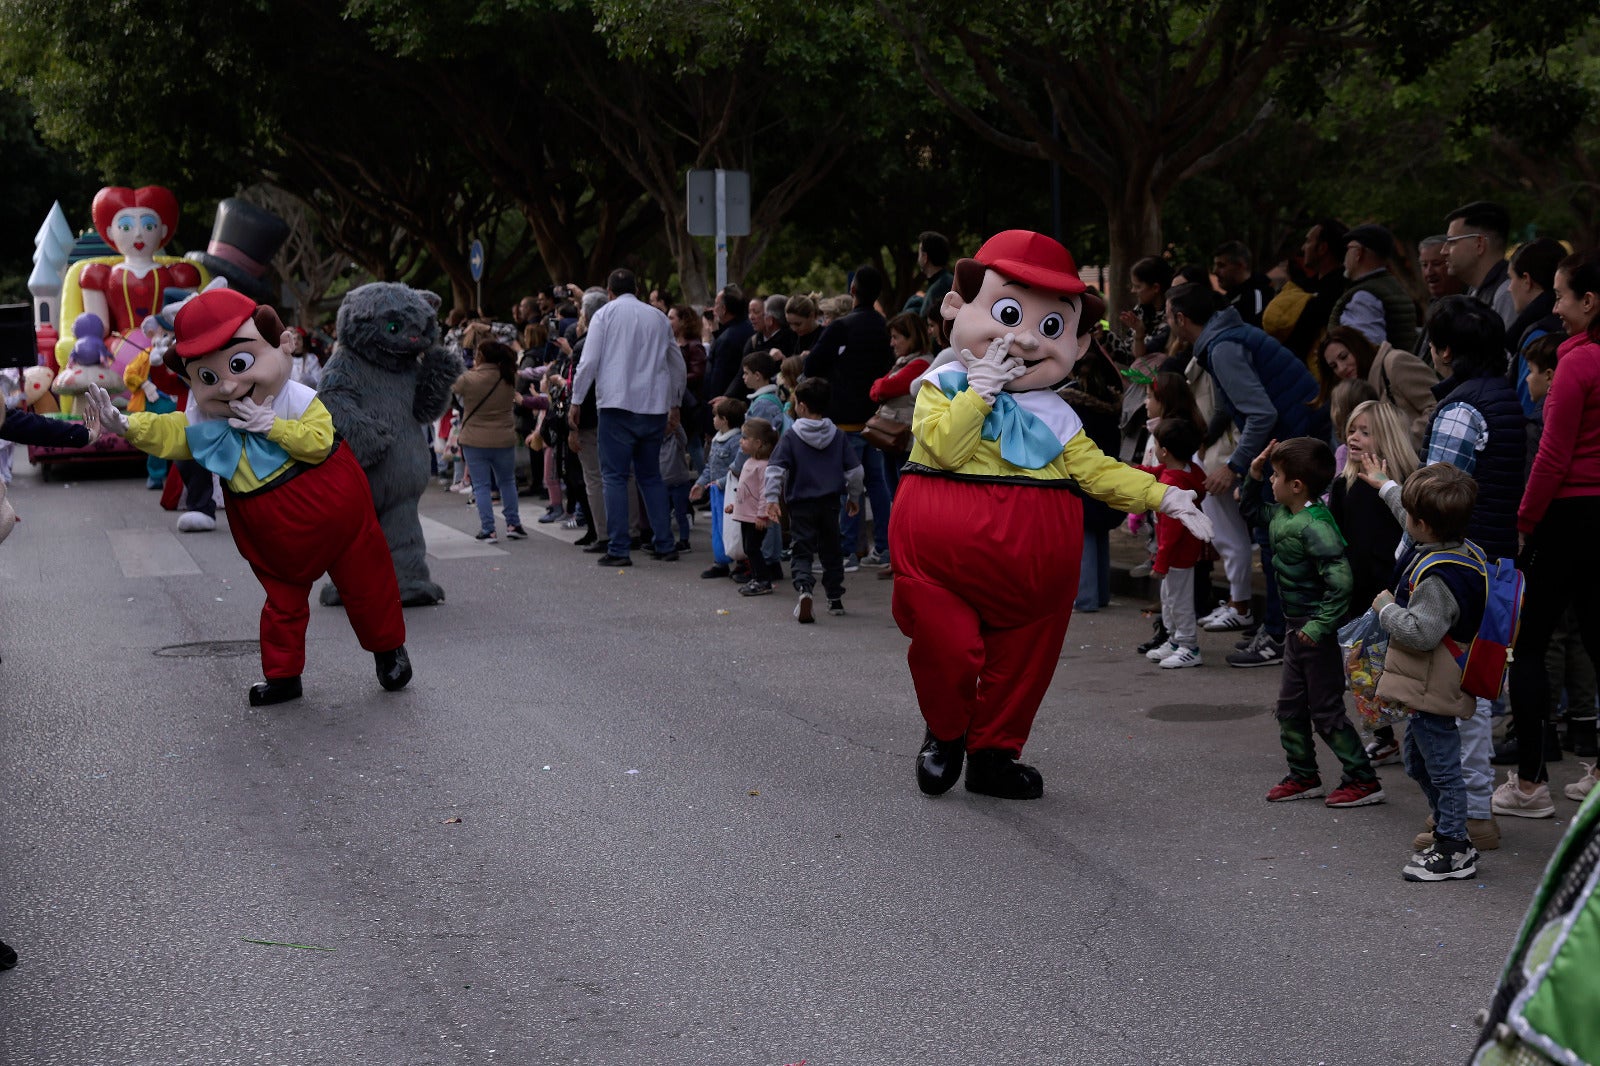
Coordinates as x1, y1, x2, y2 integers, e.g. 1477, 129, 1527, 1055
1103, 189, 1163, 328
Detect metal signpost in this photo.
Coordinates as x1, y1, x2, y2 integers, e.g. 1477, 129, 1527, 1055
469, 238, 484, 312
686, 169, 750, 293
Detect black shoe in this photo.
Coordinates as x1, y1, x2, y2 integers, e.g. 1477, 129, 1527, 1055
0, 938, 16, 970
675, 539, 692, 552
574, 532, 597, 547
827, 599, 846, 616
730, 566, 752, 583
1567, 716, 1598, 757
597, 554, 633, 567
375, 646, 412, 692
916, 730, 965, 795
1491, 735, 1521, 766
249, 676, 303, 706
1136, 620, 1170, 655
629, 535, 645, 550
963, 748, 1044, 800
700, 564, 730, 579
1402, 838, 1478, 882
582, 542, 610, 554
648, 549, 680, 561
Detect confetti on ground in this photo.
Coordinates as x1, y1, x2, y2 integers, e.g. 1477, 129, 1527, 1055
442, 816, 462, 824
625, 769, 640, 775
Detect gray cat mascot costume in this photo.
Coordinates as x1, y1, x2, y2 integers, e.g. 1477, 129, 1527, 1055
318, 283, 463, 607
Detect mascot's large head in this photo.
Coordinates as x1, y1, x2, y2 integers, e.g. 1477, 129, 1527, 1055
941, 230, 1107, 392
91, 185, 180, 262
171, 288, 294, 419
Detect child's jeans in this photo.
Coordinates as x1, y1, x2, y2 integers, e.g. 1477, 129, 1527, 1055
1159, 566, 1196, 648
738, 521, 781, 582
708, 483, 730, 565
787, 494, 844, 599
1403, 711, 1467, 842
668, 483, 692, 543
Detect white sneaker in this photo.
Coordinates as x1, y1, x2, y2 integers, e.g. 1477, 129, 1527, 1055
1566, 762, 1597, 802
176, 511, 216, 533
1145, 640, 1179, 662
1198, 600, 1231, 627
1129, 559, 1154, 579
1492, 772, 1556, 819
1202, 604, 1255, 632
1159, 646, 1203, 669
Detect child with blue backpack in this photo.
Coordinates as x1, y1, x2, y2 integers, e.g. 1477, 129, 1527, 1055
1367, 463, 1490, 881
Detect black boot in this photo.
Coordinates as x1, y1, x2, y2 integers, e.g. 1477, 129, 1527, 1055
963, 748, 1045, 800
0, 938, 16, 970
375, 646, 413, 692
916, 730, 965, 795
1567, 716, 1598, 758
1136, 618, 1169, 655
249, 676, 303, 706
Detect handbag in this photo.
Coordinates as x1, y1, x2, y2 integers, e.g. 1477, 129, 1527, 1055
862, 410, 912, 452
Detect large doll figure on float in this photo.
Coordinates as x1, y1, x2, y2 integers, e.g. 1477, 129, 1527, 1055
888, 230, 1212, 800
80, 288, 412, 707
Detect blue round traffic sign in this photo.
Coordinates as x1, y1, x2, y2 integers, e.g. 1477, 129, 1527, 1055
469, 239, 484, 282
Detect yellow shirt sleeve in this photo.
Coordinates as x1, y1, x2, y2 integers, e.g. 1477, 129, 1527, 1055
1060, 431, 1169, 513
266, 397, 335, 464
908, 381, 991, 471
125, 410, 194, 461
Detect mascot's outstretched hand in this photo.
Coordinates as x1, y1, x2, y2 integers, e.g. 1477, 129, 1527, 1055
228, 395, 277, 434
1159, 487, 1214, 543
80, 383, 129, 442
961, 334, 1025, 402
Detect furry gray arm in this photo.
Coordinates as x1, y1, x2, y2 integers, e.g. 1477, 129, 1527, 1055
317, 362, 395, 469
414, 344, 464, 424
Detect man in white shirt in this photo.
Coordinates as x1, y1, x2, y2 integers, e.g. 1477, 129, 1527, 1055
568, 268, 687, 566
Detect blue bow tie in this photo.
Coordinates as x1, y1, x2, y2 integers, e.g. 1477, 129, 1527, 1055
939, 370, 1065, 469
185, 420, 290, 480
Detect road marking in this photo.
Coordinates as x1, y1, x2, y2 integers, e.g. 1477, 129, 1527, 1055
420, 515, 505, 558
106, 529, 203, 578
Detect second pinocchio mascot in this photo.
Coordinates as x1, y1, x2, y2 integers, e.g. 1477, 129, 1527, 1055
82, 288, 411, 707
889, 230, 1213, 800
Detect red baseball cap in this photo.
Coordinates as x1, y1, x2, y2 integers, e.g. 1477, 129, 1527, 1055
973, 230, 1087, 295
174, 288, 258, 359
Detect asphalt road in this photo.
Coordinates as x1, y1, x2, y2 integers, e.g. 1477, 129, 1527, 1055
0, 455, 1584, 1066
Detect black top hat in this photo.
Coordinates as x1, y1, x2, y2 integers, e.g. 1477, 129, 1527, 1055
185, 198, 290, 303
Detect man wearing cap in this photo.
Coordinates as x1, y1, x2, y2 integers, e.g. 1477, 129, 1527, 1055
1330, 224, 1419, 350
80, 288, 411, 707
890, 229, 1212, 801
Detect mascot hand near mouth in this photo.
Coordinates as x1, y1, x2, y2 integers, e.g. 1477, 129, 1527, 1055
888, 230, 1212, 800
81, 288, 412, 708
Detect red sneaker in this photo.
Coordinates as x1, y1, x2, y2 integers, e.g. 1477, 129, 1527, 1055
1325, 779, 1386, 808
1266, 775, 1325, 802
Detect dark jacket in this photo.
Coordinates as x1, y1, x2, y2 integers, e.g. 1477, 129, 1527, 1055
0, 406, 90, 448
1192, 306, 1325, 475
1283, 269, 1350, 361
1330, 270, 1420, 350
707, 318, 755, 402
1506, 290, 1561, 418
1425, 372, 1526, 561
802, 307, 894, 429
1225, 274, 1276, 328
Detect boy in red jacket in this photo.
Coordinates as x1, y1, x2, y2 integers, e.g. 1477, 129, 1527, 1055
1136, 418, 1208, 668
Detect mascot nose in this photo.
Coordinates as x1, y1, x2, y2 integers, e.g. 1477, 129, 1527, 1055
1011, 330, 1040, 350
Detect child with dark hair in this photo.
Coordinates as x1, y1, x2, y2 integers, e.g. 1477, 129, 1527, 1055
1134, 418, 1208, 668
691, 396, 746, 579
1364, 463, 1487, 880
741, 352, 784, 426
730, 417, 782, 596
1243, 436, 1384, 808
763, 377, 864, 622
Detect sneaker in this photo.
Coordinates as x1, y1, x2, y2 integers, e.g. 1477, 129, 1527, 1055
1403, 841, 1479, 882
1135, 620, 1170, 655
1564, 762, 1597, 802
1266, 775, 1325, 802
1365, 737, 1403, 767
675, 539, 692, 552
563, 516, 583, 531
1159, 646, 1203, 669
475, 529, 497, 542
1233, 623, 1262, 650
1227, 630, 1284, 668
1202, 604, 1254, 632
505, 524, 528, 540
1491, 772, 1556, 818
1198, 600, 1231, 627
1145, 640, 1179, 663
536, 508, 564, 524
737, 580, 773, 597
827, 599, 846, 616
1325, 779, 1385, 808
862, 549, 889, 568
700, 564, 730, 579
843, 554, 861, 573
794, 592, 815, 624
1128, 559, 1153, 579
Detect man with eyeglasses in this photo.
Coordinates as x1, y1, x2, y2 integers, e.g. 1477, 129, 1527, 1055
1443, 201, 1517, 329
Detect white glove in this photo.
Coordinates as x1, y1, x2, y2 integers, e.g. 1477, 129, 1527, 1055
228, 395, 277, 434
147, 344, 165, 367
961, 335, 1025, 402
80, 384, 128, 440
141, 380, 160, 402
1159, 487, 1215, 543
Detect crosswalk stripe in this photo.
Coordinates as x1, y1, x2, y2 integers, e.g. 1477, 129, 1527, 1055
420, 515, 505, 558
106, 529, 203, 578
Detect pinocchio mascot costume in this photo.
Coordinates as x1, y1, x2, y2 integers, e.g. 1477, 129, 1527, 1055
889, 230, 1212, 799
83, 288, 411, 706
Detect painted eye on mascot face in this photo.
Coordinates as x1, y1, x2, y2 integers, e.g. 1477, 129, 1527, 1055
228, 352, 256, 375
1038, 312, 1066, 339
386, 320, 401, 335
196, 368, 219, 386
990, 298, 1024, 328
